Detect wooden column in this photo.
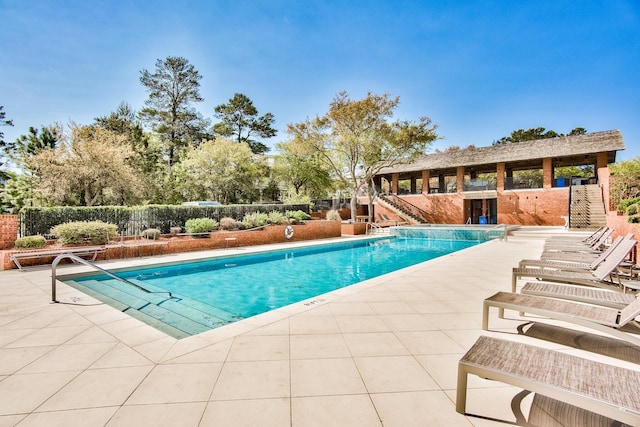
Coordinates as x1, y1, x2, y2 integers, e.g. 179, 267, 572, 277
496, 162, 505, 191
457, 166, 465, 193
422, 170, 430, 194
391, 173, 399, 195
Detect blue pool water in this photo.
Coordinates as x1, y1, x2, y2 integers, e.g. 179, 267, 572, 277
65, 231, 490, 338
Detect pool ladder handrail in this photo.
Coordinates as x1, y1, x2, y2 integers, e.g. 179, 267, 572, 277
51, 253, 171, 303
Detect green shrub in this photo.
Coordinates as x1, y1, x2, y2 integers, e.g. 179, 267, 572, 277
141, 228, 161, 240
286, 210, 311, 224
267, 211, 286, 225
51, 221, 117, 245
618, 196, 640, 212
185, 218, 218, 234
626, 203, 640, 216
242, 212, 269, 229
326, 209, 342, 221
15, 235, 47, 249
629, 215, 640, 224
219, 217, 238, 230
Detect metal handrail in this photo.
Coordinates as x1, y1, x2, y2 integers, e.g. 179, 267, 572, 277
51, 253, 171, 303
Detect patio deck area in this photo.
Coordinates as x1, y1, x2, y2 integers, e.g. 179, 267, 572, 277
1, 229, 638, 426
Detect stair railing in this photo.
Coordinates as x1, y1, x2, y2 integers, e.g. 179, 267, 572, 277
378, 194, 429, 223
51, 253, 171, 303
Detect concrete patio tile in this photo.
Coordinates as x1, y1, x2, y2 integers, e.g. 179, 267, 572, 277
90, 343, 155, 368
291, 395, 382, 427
16, 407, 118, 427
343, 332, 410, 356
335, 314, 391, 333
18, 342, 116, 374
380, 313, 436, 331
126, 363, 222, 404
291, 358, 366, 396
0, 414, 25, 426
0, 371, 79, 415
0, 346, 55, 375
107, 402, 206, 427
243, 318, 290, 336
415, 353, 463, 390
367, 301, 417, 314
290, 334, 351, 359
328, 301, 376, 316
36, 366, 153, 412
162, 340, 232, 364
210, 360, 290, 400
371, 390, 472, 427
355, 355, 439, 392
4, 325, 91, 348
64, 325, 120, 344
289, 315, 341, 334
226, 335, 289, 361
201, 398, 290, 427
396, 330, 467, 355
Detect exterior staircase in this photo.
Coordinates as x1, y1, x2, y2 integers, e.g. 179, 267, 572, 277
376, 194, 429, 224
569, 184, 607, 230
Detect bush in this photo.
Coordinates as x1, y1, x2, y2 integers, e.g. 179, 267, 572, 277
170, 226, 182, 235
185, 218, 218, 234
141, 228, 161, 240
626, 203, 640, 216
242, 212, 269, 229
326, 209, 342, 221
618, 196, 640, 212
629, 215, 640, 224
286, 210, 311, 224
219, 217, 238, 230
51, 221, 117, 245
267, 211, 286, 225
15, 235, 47, 249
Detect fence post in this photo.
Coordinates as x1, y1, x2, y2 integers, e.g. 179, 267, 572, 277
0, 215, 18, 249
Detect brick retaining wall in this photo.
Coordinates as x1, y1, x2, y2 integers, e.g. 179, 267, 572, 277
1, 220, 342, 270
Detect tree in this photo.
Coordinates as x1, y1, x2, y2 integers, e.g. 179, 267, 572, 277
493, 127, 586, 145
175, 137, 265, 204
212, 93, 277, 155
0, 106, 14, 181
273, 139, 333, 198
609, 156, 640, 208
139, 56, 210, 166
287, 91, 438, 221
6, 125, 61, 166
95, 102, 163, 201
30, 125, 144, 206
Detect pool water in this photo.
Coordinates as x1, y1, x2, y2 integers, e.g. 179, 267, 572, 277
65, 236, 481, 338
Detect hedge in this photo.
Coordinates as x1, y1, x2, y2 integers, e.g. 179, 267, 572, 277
19, 204, 310, 237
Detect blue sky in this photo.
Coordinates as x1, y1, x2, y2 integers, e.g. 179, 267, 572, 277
1, 0, 639, 160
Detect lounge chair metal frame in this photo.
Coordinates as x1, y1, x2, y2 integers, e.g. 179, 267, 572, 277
483, 291, 640, 347
457, 336, 640, 425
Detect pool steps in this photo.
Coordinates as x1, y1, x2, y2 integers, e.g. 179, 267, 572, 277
66, 278, 241, 338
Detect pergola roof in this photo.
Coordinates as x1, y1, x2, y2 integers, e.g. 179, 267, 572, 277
378, 130, 625, 176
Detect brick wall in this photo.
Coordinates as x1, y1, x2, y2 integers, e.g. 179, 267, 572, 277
497, 188, 569, 226
0, 215, 18, 250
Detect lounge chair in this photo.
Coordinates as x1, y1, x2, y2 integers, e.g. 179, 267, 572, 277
542, 227, 613, 253
544, 226, 607, 243
512, 238, 637, 292
539, 233, 634, 261
483, 291, 640, 346
518, 235, 625, 272
521, 281, 637, 309
457, 336, 640, 425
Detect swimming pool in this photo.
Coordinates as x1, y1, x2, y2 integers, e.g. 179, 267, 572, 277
62, 230, 495, 338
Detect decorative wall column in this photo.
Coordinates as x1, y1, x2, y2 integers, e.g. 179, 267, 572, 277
391, 173, 399, 195
496, 162, 505, 191
422, 170, 430, 194
543, 157, 553, 189
457, 166, 465, 193
0, 215, 18, 250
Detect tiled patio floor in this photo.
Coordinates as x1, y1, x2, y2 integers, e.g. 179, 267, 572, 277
1, 230, 637, 426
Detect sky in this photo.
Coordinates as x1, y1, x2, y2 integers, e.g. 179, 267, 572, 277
1, 0, 639, 160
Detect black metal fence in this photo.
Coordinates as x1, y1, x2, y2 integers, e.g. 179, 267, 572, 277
19, 204, 310, 237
